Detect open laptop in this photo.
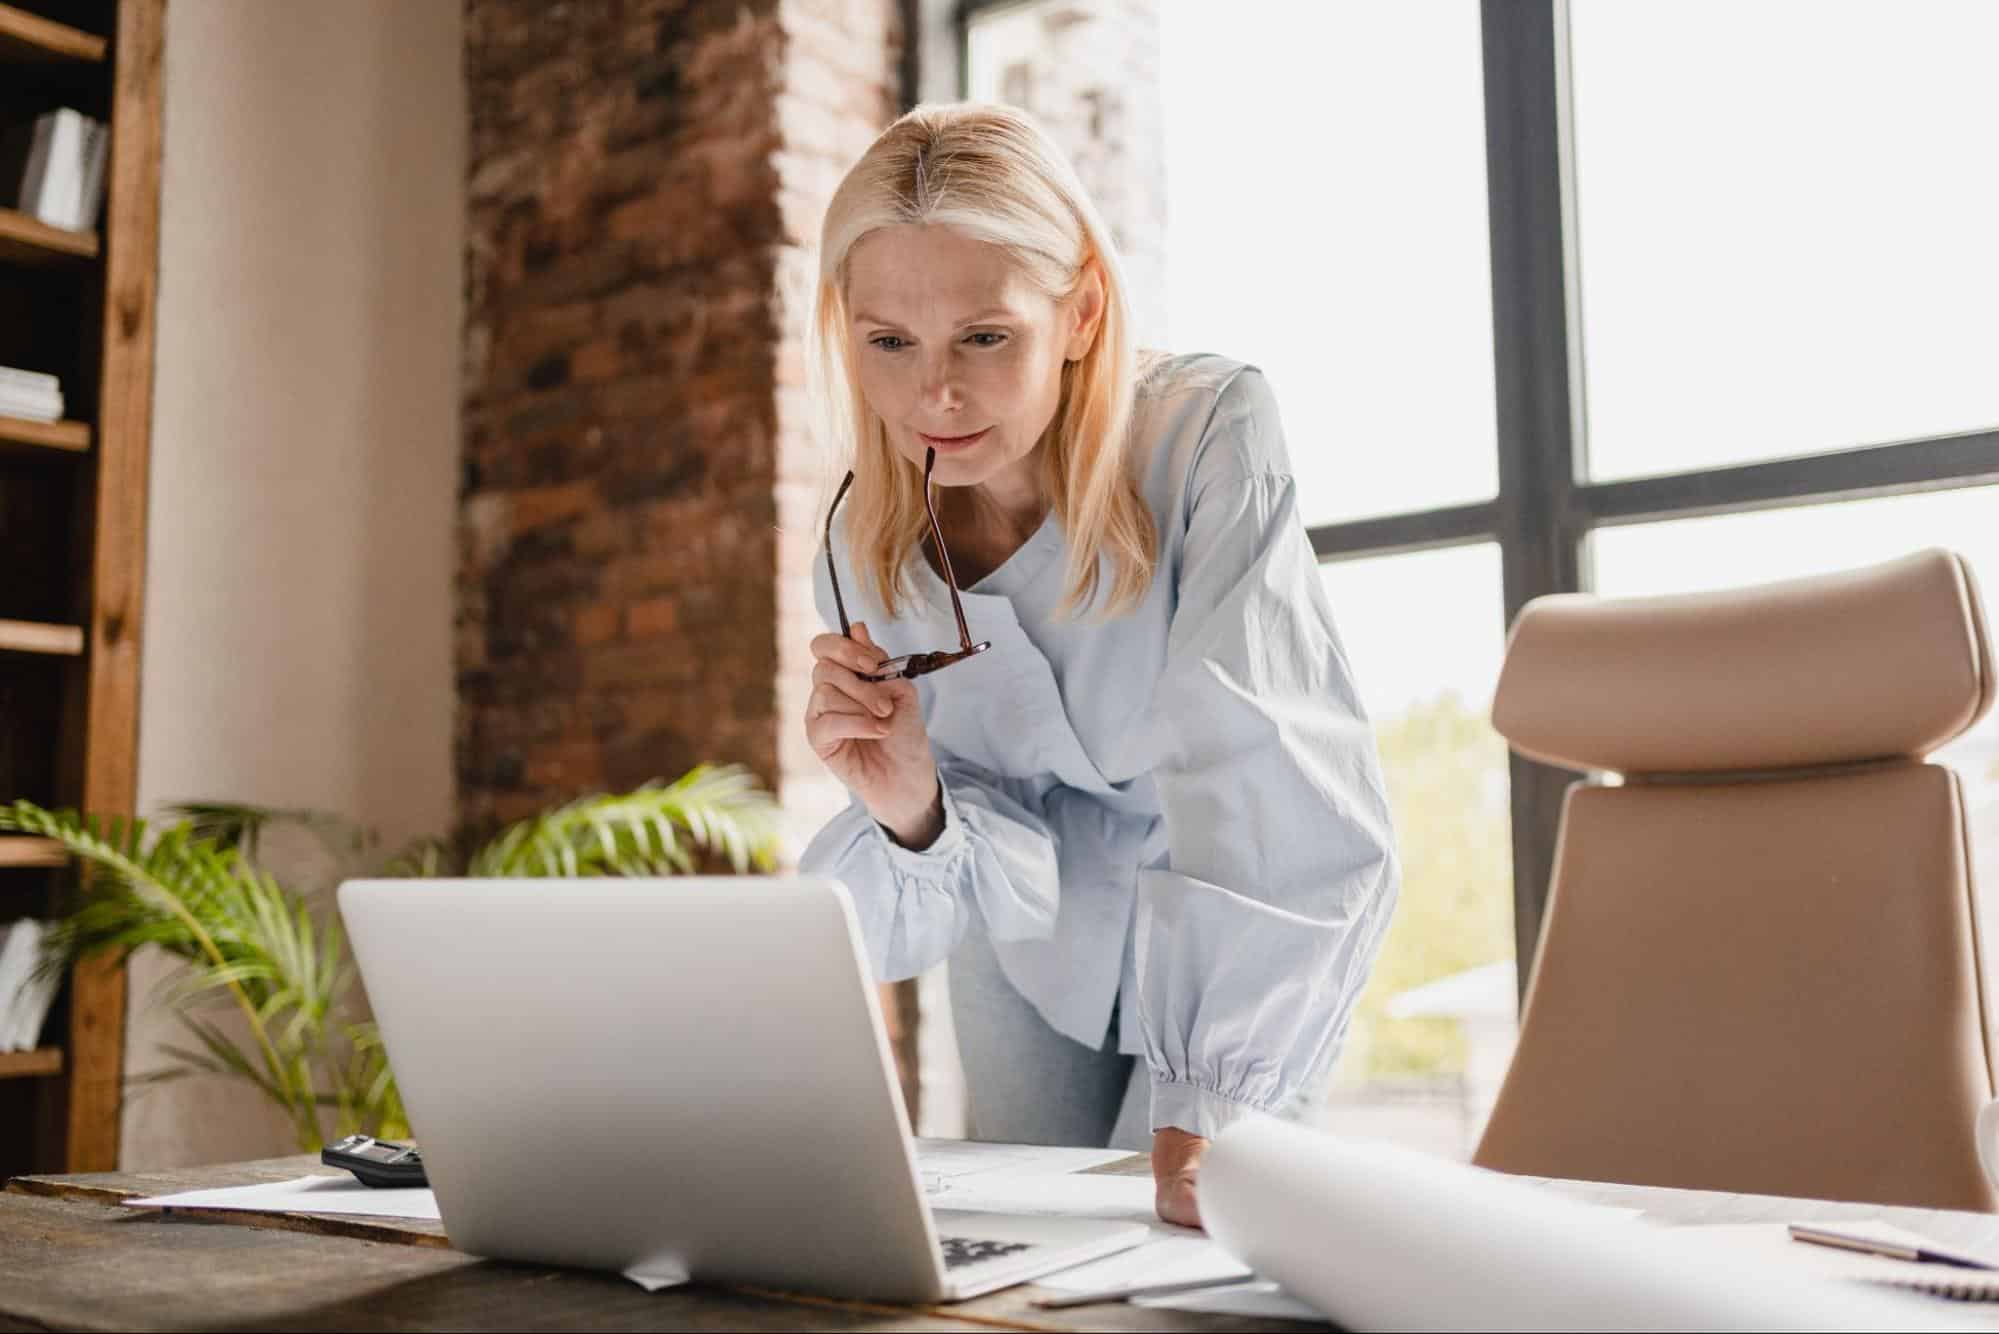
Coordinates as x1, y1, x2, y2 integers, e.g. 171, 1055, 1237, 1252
336, 875, 1148, 1301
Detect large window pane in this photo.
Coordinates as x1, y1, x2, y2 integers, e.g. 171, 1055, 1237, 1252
1570, 0, 1999, 480
1160, 0, 1497, 526
1591, 486, 1999, 924
1315, 543, 1514, 1159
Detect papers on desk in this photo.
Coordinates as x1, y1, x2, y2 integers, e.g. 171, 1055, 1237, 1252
122, 1174, 441, 1220
114, 1140, 1130, 1225
918, 1142, 1318, 1317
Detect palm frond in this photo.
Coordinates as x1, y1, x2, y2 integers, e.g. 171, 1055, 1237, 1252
162, 801, 378, 871
466, 764, 781, 878
4, 761, 781, 1153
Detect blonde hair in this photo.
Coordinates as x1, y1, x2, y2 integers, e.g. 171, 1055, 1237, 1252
807, 101, 1160, 621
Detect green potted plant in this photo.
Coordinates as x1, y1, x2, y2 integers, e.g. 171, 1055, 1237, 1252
0, 763, 781, 1151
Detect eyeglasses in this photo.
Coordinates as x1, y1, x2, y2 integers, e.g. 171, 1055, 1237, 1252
824, 446, 993, 682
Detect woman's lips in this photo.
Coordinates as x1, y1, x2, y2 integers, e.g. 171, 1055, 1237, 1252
919, 427, 991, 451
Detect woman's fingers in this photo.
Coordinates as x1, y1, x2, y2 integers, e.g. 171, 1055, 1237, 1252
806, 685, 889, 746
812, 656, 896, 718
809, 629, 885, 679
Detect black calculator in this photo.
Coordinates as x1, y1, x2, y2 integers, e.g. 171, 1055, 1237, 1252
321, 1134, 428, 1188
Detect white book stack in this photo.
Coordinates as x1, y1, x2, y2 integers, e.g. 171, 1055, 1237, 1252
0, 919, 62, 1053
0, 366, 64, 423
0, 107, 111, 232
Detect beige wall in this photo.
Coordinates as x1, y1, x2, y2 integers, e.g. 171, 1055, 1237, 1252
123, 0, 463, 1169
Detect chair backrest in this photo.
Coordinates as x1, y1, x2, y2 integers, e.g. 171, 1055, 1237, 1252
1473, 549, 1997, 1209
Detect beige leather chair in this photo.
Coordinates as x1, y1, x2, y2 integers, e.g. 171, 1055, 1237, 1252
1473, 548, 1998, 1210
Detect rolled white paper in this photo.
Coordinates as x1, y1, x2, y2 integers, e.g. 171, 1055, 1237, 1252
1200, 1117, 1974, 1332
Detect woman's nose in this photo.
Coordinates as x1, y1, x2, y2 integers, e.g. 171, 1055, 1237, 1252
917, 353, 964, 412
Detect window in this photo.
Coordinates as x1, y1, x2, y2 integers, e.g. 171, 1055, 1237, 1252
943, 0, 1999, 1156
1568, 0, 1999, 480
1160, 0, 1498, 527
1317, 545, 1514, 1159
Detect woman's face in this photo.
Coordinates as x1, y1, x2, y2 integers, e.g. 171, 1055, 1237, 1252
845, 223, 1102, 496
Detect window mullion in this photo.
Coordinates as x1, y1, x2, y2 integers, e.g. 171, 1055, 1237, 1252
1482, 0, 1588, 996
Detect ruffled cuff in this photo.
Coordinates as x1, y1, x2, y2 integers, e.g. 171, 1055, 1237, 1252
1149, 1075, 1273, 1141
869, 767, 967, 882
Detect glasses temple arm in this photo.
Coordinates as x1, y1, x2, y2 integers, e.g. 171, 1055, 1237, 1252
824, 470, 856, 637
921, 448, 976, 650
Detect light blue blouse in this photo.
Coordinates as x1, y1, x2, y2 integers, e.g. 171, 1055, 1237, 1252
799, 351, 1400, 1140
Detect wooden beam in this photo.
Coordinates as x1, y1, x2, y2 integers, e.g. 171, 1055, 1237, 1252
61, 0, 166, 1175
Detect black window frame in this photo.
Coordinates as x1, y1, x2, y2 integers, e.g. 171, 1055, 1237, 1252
918, 0, 1999, 990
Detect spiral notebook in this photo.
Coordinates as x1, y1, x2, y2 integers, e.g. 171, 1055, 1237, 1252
1678, 1221, 1999, 1302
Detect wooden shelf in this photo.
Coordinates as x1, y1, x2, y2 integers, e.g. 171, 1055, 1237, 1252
0, 1049, 64, 1080
0, 3, 105, 63
0, 620, 84, 656
0, 415, 90, 454
0, 207, 99, 266
0, 838, 66, 869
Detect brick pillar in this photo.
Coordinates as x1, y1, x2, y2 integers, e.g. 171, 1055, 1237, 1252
460, 0, 898, 832
459, 0, 913, 1101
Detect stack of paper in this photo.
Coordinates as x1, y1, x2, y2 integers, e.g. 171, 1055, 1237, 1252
0, 920, 62, 1052
0, 108, 110, 231
0, 366, 62, 423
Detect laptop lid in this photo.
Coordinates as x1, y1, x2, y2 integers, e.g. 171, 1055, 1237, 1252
337, 875, 947, 1300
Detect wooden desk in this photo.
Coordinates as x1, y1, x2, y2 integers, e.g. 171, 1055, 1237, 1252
6, 1152, 1999, 1331
0, 1152, 1313, 1332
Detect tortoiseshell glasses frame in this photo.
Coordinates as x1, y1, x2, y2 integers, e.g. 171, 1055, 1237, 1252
823, 446, 993, 683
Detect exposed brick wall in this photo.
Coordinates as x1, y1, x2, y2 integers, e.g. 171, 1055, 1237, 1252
459, 0, 897, 842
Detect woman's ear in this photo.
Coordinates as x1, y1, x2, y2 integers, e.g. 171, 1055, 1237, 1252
1065, 257, 1108, 361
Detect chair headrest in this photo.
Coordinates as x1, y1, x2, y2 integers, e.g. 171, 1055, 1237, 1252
1491, 548, 1994, 775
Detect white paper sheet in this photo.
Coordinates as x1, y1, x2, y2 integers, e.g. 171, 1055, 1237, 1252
927, 1170, 1178, 1232
1135, 1279, 1325, 1321
1199, 1117, 1979, 1332
912, 1138, 1132, 1183
1033, 1235, 1251, 1292
122, 1174, 442, 1221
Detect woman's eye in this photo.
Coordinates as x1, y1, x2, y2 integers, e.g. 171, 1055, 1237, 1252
868, 333, 1007, 351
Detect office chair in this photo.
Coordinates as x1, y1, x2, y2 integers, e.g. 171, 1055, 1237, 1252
1473, 548, 1997, 1210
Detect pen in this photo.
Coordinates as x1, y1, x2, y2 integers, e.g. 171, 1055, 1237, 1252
1032, 1272, 1257, 1309
1787, 1224, 1997, 1271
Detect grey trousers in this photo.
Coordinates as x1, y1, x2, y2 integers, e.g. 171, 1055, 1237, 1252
947, 922, 1154, 1152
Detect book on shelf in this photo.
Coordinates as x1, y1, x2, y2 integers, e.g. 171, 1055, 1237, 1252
0, 365, 65, 423
0, 366, 64, 422
0, 108, 111, 233
0, 919, 61, 1053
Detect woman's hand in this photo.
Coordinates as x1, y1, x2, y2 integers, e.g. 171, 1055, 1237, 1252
1153, 1127, 1209, 1228
806, 622, 943, 847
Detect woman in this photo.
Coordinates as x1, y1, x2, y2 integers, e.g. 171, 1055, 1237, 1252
799, 102, 1399, 1228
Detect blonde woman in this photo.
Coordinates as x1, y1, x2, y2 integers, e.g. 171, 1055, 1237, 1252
800, 102, 1399, 1228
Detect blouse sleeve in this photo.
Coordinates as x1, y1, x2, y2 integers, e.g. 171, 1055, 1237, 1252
795, 543, 1066, 981
797, 753, 1064, 981
1136, 370, 1402, 1140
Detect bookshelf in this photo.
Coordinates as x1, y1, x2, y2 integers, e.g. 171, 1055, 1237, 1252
0, 0, 163, 1175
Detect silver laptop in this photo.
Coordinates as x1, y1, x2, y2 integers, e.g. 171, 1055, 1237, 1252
337, 875, 1148, 1301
